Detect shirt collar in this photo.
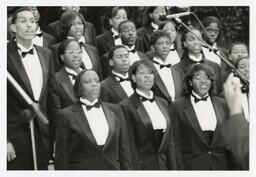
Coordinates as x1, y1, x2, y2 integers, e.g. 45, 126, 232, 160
188, 53, 203, 62
136, 89, 154, 99
111, 28, 119, 36
65, 67, 82, 75
35, 26, 42, 35
124, 45, 135, 51
191, 90, 209, 99
112, 71, 129, 79
151, 22, 159, 30
16, 42, 34, 52
80, 97, 99, 106
67, 36, 86, 44
153, 56, 170, 65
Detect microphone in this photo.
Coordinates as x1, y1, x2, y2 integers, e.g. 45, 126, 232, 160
159, 12, 191, 21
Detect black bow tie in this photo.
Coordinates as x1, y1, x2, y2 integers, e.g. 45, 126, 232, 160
153, 60, 171, 69
113, 35, 120, 40
190, 59, 205, 65
36, 32, 43, 37
80, 101, 101, 111
191, 93, 209, 103
170, 48, 176, 51
20, 48, 34, 58
79, 42, 85, 47
67, 72, 77, 80
114, 75, 129, 82
140, 96, 155, 103
128, 49, 136, 53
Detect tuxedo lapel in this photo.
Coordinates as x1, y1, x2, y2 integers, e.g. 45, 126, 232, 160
171, 66, 183, 98
35, 46, 48, 101
184, 96, 209, 146
8, 40, 34, 99
210, 97, 225, 146
101, 103, 115, 150
58, 69, 77, 103
83, 45, 96, 69
72, 103, 98, 148
155, 97, 170, 151
105, 31, 114, 49
109, 75, 128, 99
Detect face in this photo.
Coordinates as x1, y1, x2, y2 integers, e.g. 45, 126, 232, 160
153, 36, 171, 60
237, 58, 250, 80
68, 15, 84, 40
62, 6, 80, 12
61, 41, 82, 70
191, 70, 211, 97
110, 9, 127, 31
110, 47, 130, 74
183, 29, 203, 56
29, 7, 40, 22
162, 22, 177, 43
11, 10, 37, 41
132, 64, 155, 92
79, 70, 101, 101
229, 44, 249, 64
205, 22, 220, 44
120, 22, 137, 46
149, 6, 166, 25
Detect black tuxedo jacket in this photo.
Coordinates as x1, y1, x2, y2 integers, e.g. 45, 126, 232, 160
119, 93, 178, 170
7, 40, 60, 169
137, 26, 154, 53
55, 102, 132, 170
41, 31, 56, 49
170, 95, 239, 170
46, 20, 96, 46
152, 64, 185, 103
100, 73, 130, 104
175, 52, 223, 94
55, 68, 77, 109
50, 42, 102, 78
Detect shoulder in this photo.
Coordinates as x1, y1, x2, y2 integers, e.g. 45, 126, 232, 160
96, 31, 111, 41
84, 44, 97, 52
102, 101, 121, 112
211, 95, 226, 104
101, 76, 114, 87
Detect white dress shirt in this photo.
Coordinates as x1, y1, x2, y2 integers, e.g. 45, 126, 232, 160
189, 53, 203, 63
80, 98, 109, 145
32, 26, 43, 47
136, 89, 167, 131
112, 71, 134, 97
153, 57, 176, 101
151, 22, 159, 31
202, 44, 221, 66
241, 93, 249, 122
17, 43, 43, 101
125, 45, 140, 65
166, 44, 181, 65
111, 28, 122, 45
190, 91, 217, 131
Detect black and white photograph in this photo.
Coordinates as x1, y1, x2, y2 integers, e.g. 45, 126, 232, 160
2, 0, 255, 176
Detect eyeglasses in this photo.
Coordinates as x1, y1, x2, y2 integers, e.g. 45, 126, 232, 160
206, 28, 220, 34
65, 50, 82, 55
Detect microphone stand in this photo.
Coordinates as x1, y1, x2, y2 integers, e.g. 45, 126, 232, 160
174, 16, 249, 92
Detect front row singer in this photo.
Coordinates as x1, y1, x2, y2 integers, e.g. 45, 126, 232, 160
55, 69, 132, 170
119, 60, 181, 170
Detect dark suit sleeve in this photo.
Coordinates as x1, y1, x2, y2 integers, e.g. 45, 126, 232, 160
221, 114, 249, 170
169, 104, 184, 169
117, 106, 133, 170
55, 112, 70, 170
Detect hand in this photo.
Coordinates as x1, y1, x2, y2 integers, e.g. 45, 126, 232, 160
223, 73, 243, 116
7, 142, 16, 162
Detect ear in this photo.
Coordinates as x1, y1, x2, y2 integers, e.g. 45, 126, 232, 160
10, 24, 17, 33
183, 41, 187, 48
60, 55, 65, 62
149, 13, 153, 19
150, 45, 155, 53
189, 80, 192, 86
109, 59, 114, 66
131, 74, 136, 83
109, 18, 113, 26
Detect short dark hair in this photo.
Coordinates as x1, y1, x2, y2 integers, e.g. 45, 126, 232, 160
229, 42, 249, 54
60, 11, 86, 38
73, 69, 96, 99
118, 20, 136, 33
183, 63, 217, 96
110, 6, 127, 18
129, 59, 156, 90
11, 7, 33, 24
58, 39, 81, 64
108, 45, 128, 60
150, 30, 171, 46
